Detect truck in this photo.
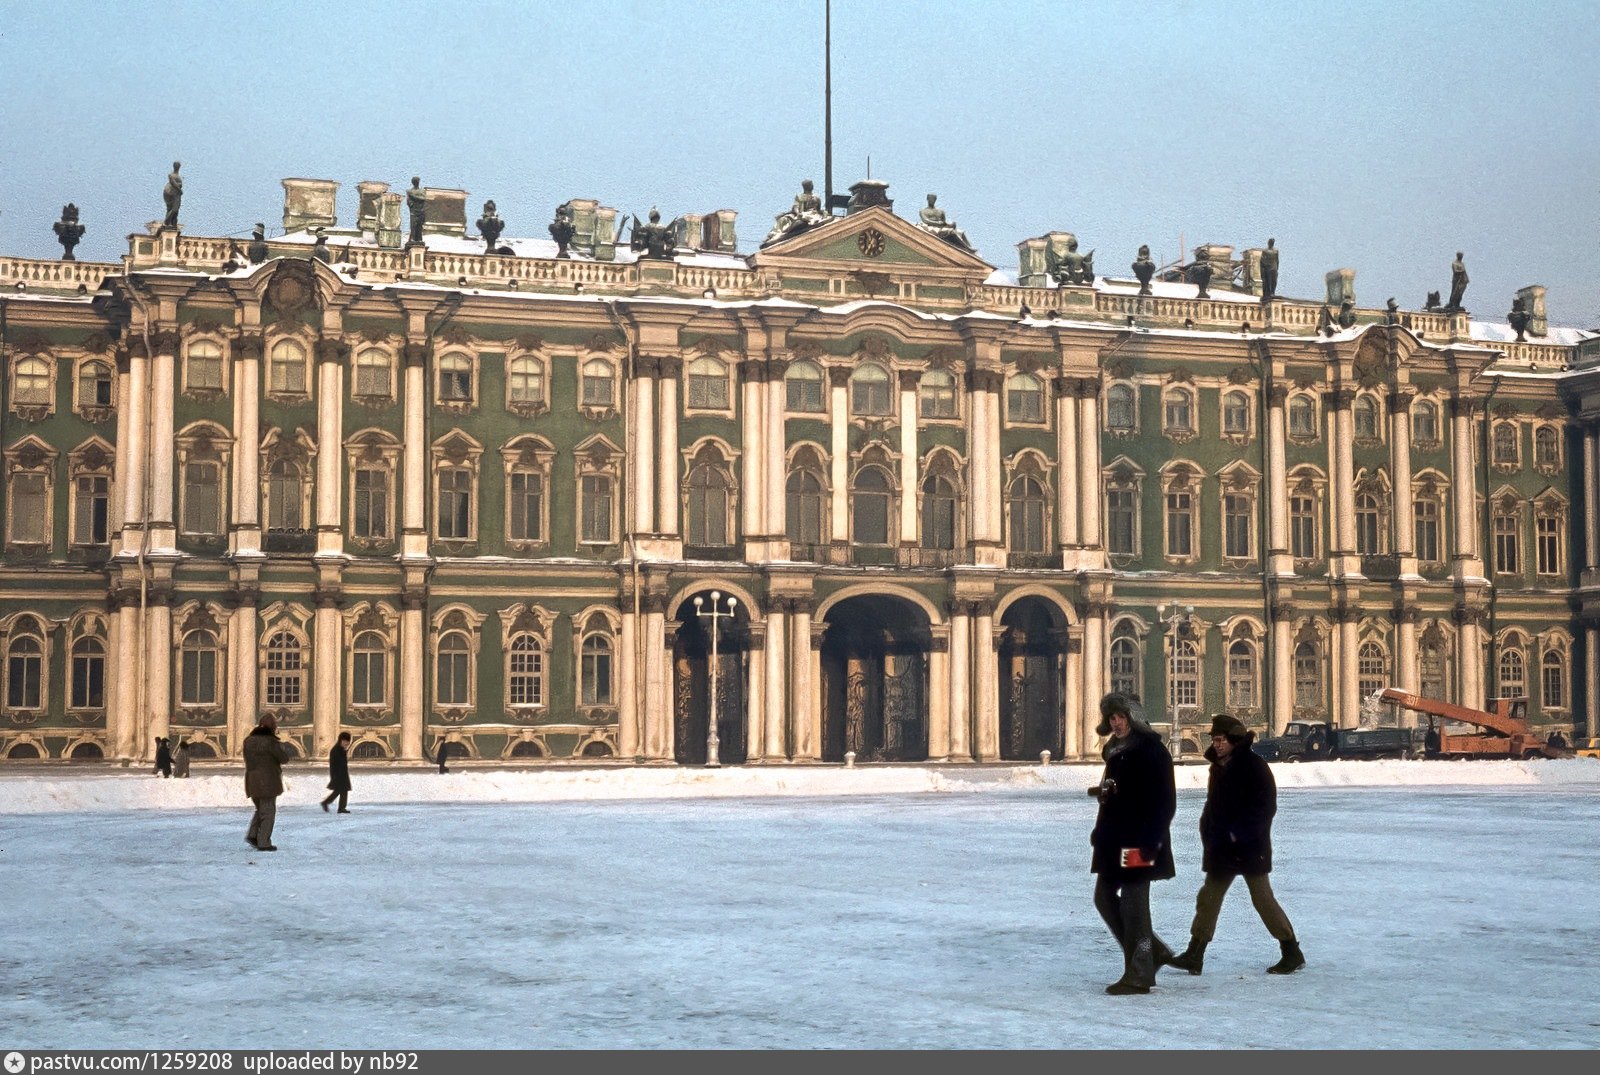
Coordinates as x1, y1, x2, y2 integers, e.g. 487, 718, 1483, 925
1251, 721, 1413, 762
1375, 688, 1564, 760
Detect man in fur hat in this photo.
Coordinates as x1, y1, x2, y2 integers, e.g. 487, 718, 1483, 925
1089, 692, 1178, 995
1167, 714, 1305, 975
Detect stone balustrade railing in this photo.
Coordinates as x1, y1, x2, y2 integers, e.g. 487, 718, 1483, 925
674, 264, 775, 297
1496, 340, 1579, 368
0, 256, 122, 290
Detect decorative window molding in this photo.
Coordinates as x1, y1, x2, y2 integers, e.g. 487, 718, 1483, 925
1410, 398, 1442, 448
173, 603, 228, 719
258, 602, 313, 715
352, 344, 397, 405
1534, 491, 1567, 577
575, 434, 622, 547
785, 360, 827, 414
850, 363, 893, 418
67, 611, 108, 717
266, 336, 312, 402
1292, 631, 1324, 714
1004, 372, 1047, 427
10, 353, 57, 421
1532, 423, 1562, 475
1357, 639, 1389, 701
1491, 489, 1524, 576
849, 442, 900, 547
918, 369, 959, 421
175, 422, 233, 542
785, 443, 831, 549
260, 426, 317, 542
498, 603, 555, 719
1287, 393, 1319, 442
1352, 393, 1384, 446
1353, 469, 1391, 558
918, 447, 964, 553
1220, 388, 1254, 443
1287, 466, 1327, 566
1004, 450, 1052, 554
684, 354, 734, 415
344, 428, 402, 549
73, 355, 116, 422
1162, 385, 1197, 442
579, 355, 619, 420
1491, 420, 1521, 472
3, 613, 50, 718
431, 429, 484, 548
1411, 470, 1450, 566
1109, 620, 1144, 700
1159, 461, 1203, 564
435, 349, 478, 414
67, 437, 115, 548
182, 336, 228, 399
1497, 641, 1527, 699
1103, 456, 1145, 562
500, 434, 556, 553
1218, 460, 1260, 563
342, 602, 399, 720
1225, 631, 1261, 713
1540, 642, 1569, 713
431, 604, 487, 721
505, 351, 549, 417
573, 607, 622, 720
682, 438, 739, 550
5, 436, 58, 550
1105, 381, 1138, 436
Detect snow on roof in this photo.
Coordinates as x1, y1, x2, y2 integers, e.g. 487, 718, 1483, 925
1469, 320, 1595, 347
275, 228, 751, 269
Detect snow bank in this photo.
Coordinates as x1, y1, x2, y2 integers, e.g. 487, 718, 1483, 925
1, 758, 1594, 814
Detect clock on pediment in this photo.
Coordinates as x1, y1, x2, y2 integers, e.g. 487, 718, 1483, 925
856, 228, 886, 257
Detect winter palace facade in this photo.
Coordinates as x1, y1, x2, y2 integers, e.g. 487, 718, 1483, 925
1, 176, 1596, 765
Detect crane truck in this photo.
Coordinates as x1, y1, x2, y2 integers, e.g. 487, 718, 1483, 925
1375, 688, 1565, 759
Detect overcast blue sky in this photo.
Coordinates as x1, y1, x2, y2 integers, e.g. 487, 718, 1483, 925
2, 0, 1595, 323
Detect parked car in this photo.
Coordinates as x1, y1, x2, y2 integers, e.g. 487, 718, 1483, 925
1333, 727, 1412, 760
1253, 722, 1413, 761
1574, 738, 1600, 760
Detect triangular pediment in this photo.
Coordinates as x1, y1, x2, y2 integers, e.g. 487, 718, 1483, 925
753, 206, 993, 276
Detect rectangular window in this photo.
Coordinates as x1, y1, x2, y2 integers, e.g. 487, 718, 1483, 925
180, 649, 217, 705
1165, 490, 1193, 557
1007, 386, 1044, 423
1223, 492, 1252, 558
1543, 660, 1564, 710
71, 651, 105, 709
437, 469, 472, 540
354, 469, 389, 539
74, 475, 110, 544
854, 492, 891, 546
582, 370, 613, 407
270, 357, 305, 394
582, 649, 613, 706
1414, 500, 1440, 563
509, 645, 544, 707
8, 652, 42, 709
1107, 488, 1137, 556
788, 376, 824, 413
510, 472, 544, 543
687, 372, 729, 410
436, 651, 470, 706
352, 651, 386, 707
356, 362, 391, 398
182, 463, 221, 536
1228, 652, 1256, 708
188, 355, 223, 390
1290, 496, 1317, 559
920, 381, 957, 419
440, 369, 472, 402
581, 474, 614, 544
1536, 515, 1561, 575
1294, 650, 1320, 709
1494, 514, 1520, 574
11, 473, 48, 544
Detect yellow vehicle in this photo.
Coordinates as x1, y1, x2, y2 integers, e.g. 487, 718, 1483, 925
1575, 738, 1600, 760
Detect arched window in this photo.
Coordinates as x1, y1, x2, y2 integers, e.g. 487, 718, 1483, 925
686, 457, 734, 547
1534, 426, 1560, 467
581, 359, 615, 408
266, 458, 305, 531
1227, 640, 1257, 709
1353, 396, 1380, 440
785, 361, 825, 413
1110, 634, 1141, 699
438, 352, 473, 402
6, 633, 43, 709
1169, 639, 1199, 712
851, 466, 893, 546
1412, 400, 1439, 443
1356, 492, 1382, 555
1006, 373, 1044, 423
78, 360, 113, 407
436, 632, 471, 707
1357, 642, 1387, 700
1106, 384, 1136, 431
179, 630, 219, 706
921, 472, 958, 551
354, 347, 392, 398
264, 631, 304, 707
686, 356, 729, 409
508, 355, 545, 406
1414, 497, 1441, 563
581, 635, 613, 706
919, 370, 957, 419
850, 365, 892, 416
269, 340, 307, 394
1164, 387, 1194, 433
351, 631, 388, 707
1542, 649, 1566, 710
1007, 474, 1048, 552
1492, 422, 1519, 465
1289, 395, 1316, 438
14, 356, 52, 405
1293, 641, 1321, 710
1222, 391, 1250, 435
1499, 648, 1526, 698
70, 636, 106, 710
786, 464, 827, 547
182, 460, 223, 536
508, 635, 545, 708
186, 340, 223, 391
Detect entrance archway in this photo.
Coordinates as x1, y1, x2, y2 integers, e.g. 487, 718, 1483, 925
999, 597, 1067, 760
673, 591, 751, 765
821, 594, 932, 762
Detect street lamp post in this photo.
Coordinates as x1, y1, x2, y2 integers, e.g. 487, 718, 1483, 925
1157, 602, 1195, 759
694, 591, 737, 768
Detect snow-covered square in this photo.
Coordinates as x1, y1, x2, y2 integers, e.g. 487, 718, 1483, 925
3, 761, 1597, 1049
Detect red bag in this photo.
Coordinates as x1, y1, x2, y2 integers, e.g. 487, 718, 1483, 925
1120, 847, 1153, 868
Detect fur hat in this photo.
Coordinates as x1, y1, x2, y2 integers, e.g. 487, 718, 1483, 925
1208, 714, 1249, 740
1096, 692, 1140, 737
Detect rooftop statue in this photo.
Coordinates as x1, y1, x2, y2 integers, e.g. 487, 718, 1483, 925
1446, 252, 1469, 313
477, 200, 506, 254
406, 176, 426, 244
630, 207, 675, 260
53, 203, 85, 262
248, 223, 270, 265
764, 179, 829, 245
1188, 257, 1213, 300
222, 240, 247, 273
548, 204, 576, 259
1132, 245, 1155, 295
1385, 297, 1401, 325
1258, 237, 1278, 302
162, 162, 183, 228
1337, 298, 1357, 329
1424, 290, 1442, 311
311, 227, 331, 262
1508, 297, 1531, 342
1048, 237, 1095, 287
917, 193, 974, 252
1317, 304, 1336, 336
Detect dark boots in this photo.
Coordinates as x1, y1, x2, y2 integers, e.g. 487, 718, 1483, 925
1167, 940, 1207, 976
1267, 938, 1306, 974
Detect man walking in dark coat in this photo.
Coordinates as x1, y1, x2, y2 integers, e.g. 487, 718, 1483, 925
1089, 692, 1178, 995
1168, 714, 1305, 975
321, 732, 352, 813
154, 737, 173, 778
243, 714, 290, 851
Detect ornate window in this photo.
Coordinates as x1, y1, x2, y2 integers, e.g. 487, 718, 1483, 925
786, 448, 829, 548
431, 432, 483, 544
1353, 395, 1380, 441
176, 424, 232, 541
268, 339, 309, 396
921, 467, 959, 551
70, 636, 106, 711
1163, 387, 1195, 435
1356, 492, 1383, 556
5, 622, 45, 711
1105, 463, 1143, 558
1411, 400, 1439, 444
1357, 641, 1387, 700
5, 439, 55, 548
12, 355, 54, 409
266, 458, 307, 532
1535, 502, 1564, 576
264, 631, 305, 707
580, 630, 614, 707
507, 355, 547, 411
345, 430, 401, 546
1492, 421, 1519, 466
69, 440, 114, 547
501, 436, 555, 550
1110, 630, 1142, 699
1005, 373, 1045, 424
1420, 632, 1448, 702
851, 464, 895, 546
437, 351, 474, 403
351, 630, 389, 708
850, 365, 892, 416
77, 359, 114, 409
1227, 639, 1257, 710
1169, 638, 1200, 712
435, 632, 472, 707
1006, 473, 1049, 553
1492, 498, 1521, 575
581, 358, 616, 410
1106, 383, 1137, 432
1498, 648, 1526, 698
1223, 491, 1253, 560
785, 361, 825, 413
1542, 648, 1567, 711
1293, 640, 1322, 711
185, 339, 224, 392
508, 634, 546, 708
685, 444, 737, 548
919, 369, 958, 419
1289, 481, 1320, 561
1162, 468, 1199, 560
576, 438, 621, 546
1222, 390, 1251, 436
179, 629, 221, 706
1534, 425, 1561, 469
1288, 395, 1317, 438
353, 347, 393, 399
1414, 494, 1442, 564
686, 356, 730, 411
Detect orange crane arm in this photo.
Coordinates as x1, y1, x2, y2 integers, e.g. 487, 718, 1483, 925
1377, 688, 1524, 738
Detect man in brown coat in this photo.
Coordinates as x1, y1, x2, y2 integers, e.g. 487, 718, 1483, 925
244, 714, 290, 851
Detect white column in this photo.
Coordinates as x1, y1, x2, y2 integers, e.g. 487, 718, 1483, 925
145, 601, 172, 748
746, 631, 766, 763
1396, 613, 1419, 723
1390, 390, 1414, 556
1457, 618, 1482, 711
1081, 606, 1106, 733
315, 343, 344, 544
766, 361, 787, 543
402, 347, 427, 542
1063, 642, 1082, 760
1331, 391, 1357, 558
111, 604, 139, 761
119, 347, 149, 551
1271, 615, 1293, 735
234, 340, 262, 547
1586, 626, 1599, 739
1450, 397, 1477, 562
790, 602, 816, 760
1336, 616, 1360, 727
948, 606, 971, 760
740, 361, 763, 539
928, 636, 950, 761
632, 363, 656, 535
1266, 384, 1289, 570
974, 603, 999, 760
655, 359, 680, 536
764, 605, 787, 759
829, 368, 849, 544
619, 609, 640, 760
400, 601, 424, 760
110, 350, 133, 538
644, 603, 669, 760
1076, 382, 1102, 550
983, 378, 1004, 545
313, 602, 342, 754
1055, 376, 1079, 549
232, 602, 259, 754
898, 371, 919, 547
149, 338, 177, 531
1584, 425, 1599, 571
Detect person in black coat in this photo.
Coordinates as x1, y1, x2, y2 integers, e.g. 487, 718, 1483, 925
154, 737, 173, 778
1167, 714, 1305, 976
1089, 692, 1178, 995
321, 732, 352, 813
